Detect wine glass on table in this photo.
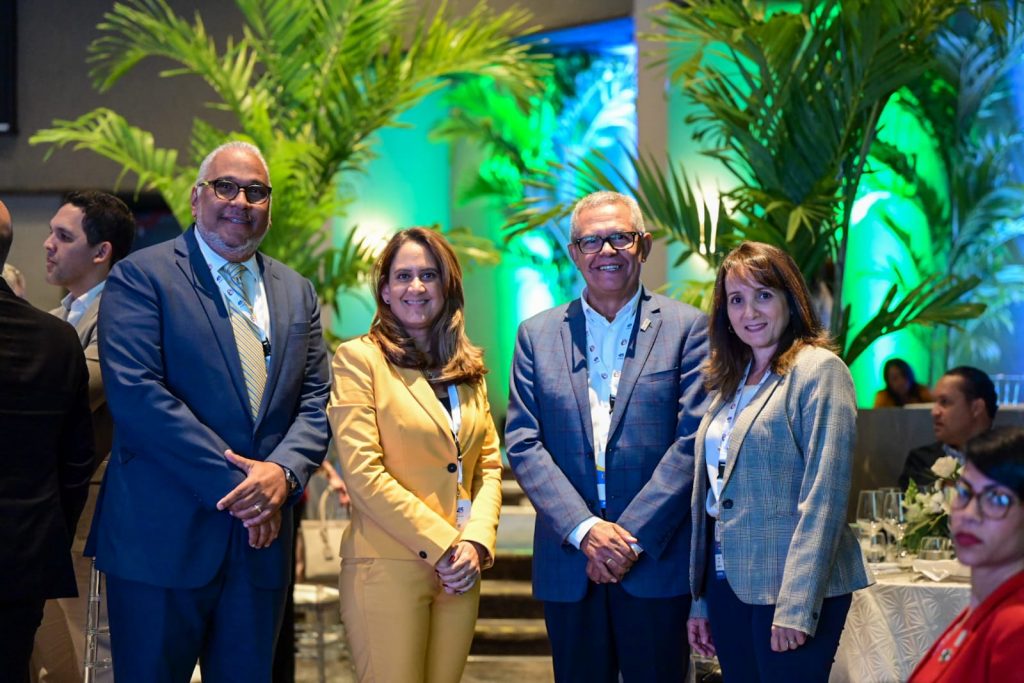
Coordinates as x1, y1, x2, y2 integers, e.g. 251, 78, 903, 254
883, 490, 910, 567
856, 490, 885, 562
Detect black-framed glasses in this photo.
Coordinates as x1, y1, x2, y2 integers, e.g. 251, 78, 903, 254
197, 178, 272, 204
572, 231, 641, 254
944, 480, 1019, 520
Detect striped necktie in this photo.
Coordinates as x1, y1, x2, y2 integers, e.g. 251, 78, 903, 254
222, 262, 266, 420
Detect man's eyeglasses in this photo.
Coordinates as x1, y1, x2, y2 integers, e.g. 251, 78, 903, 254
944, 480, 1019, 520
197, 178, 272, 205
572, 231, 641, 254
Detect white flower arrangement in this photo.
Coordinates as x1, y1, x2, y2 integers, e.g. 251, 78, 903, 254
930, 455, 960, 480
902, 456, 962, 550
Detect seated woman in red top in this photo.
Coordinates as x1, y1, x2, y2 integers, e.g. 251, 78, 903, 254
909, 426, 1024, 683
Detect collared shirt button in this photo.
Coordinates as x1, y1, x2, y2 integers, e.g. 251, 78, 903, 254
419, 551, 427, 559
447, 463, 457, 473
722, 499, 734, 510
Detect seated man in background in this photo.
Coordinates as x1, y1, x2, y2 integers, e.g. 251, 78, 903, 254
899, 366, 996, 489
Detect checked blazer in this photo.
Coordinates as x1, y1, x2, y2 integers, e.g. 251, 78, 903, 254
689, 345, 871, 635
506, 288, 709, 602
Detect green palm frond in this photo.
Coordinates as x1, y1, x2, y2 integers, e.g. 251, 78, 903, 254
840, 274, 984, 366
311, 227, 378, 315
437, 224, 502, 269
29, 107, 193, 225
91, 0, 262, 125
31, 0, 548, 318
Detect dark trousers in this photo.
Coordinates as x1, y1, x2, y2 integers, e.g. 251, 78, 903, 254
544, 582, 690, 683
704, 568, 851, 683
0, 599, 45, 683
106, 531, 287, 683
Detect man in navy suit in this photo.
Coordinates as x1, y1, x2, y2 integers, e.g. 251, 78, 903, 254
91, 142, 331, 682
506, 191, 709, 682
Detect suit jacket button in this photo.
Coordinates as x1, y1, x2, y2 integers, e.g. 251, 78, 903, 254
419, 551, 427, 559
812, 611, 819, 620
447, 463, 457, 473
722, 499, 734, 509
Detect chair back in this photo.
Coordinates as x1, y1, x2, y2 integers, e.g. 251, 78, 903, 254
992, 374, 1024, 406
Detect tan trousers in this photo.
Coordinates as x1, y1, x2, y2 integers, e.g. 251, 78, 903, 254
30, 552, 115, 683
340, 557, 480, 683
31, 480, 112, 683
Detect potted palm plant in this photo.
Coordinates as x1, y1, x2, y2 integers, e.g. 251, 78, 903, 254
30, 0, 548, 324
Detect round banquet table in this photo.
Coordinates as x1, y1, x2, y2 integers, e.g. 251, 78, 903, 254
830, 572, 970, 682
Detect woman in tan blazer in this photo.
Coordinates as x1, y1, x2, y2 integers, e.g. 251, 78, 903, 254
327, 228, 503, 683
686, 242, 869, 682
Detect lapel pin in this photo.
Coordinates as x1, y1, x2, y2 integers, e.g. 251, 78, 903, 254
640, 318, 651, 332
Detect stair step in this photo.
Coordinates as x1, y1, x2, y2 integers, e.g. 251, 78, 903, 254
462, 655, 554, 682
489, 550, 532, 581
478, 580, 543, 619
495, 507, 535, 553
471, 618, 551, 656
501, 478, 531, 506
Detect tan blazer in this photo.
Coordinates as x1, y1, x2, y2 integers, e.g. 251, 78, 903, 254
328, 336, 503, 567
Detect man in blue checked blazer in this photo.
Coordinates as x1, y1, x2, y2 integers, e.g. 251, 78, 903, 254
90, 142, 330, 683
506, 191, 709, 683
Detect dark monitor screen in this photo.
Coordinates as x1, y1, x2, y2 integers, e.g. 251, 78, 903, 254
0, 0, 15, 136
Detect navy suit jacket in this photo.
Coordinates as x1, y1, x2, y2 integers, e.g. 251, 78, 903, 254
505, 289, 708, 602
91, 228, 330, 590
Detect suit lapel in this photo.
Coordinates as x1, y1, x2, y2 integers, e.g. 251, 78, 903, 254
75, 296, 101, 344
608, 291, 659, 440
176, 229, 250, 419
394, 366, 452, 440
721, 373, 784, 484
256, 255, 286, 428
561, 300, 594, 453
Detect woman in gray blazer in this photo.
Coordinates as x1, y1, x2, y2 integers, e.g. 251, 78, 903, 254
686, 242, 870, 681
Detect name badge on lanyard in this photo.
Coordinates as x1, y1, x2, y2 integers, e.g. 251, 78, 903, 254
714, 519, 726, 579
443, 384, 472, 531
711, 363, 769, 579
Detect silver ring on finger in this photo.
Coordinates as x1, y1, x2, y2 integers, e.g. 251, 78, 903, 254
604, 557, 614, 566
253, 503, 263, 514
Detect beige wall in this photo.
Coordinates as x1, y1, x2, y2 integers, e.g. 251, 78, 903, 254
0, 0, 638, 313
0, 0, 629, 192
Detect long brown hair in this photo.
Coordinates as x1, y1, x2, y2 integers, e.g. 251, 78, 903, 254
367, 228, 487, 385
705, 241, 834, 397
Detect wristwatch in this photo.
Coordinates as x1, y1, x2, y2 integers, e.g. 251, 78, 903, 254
281, 466, 299, 495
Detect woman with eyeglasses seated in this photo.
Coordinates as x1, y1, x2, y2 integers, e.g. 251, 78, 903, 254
327, 228, 503, 683
909, 426, 1024, 682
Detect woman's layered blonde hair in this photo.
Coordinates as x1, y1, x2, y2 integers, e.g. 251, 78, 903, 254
368, 228, 487, 385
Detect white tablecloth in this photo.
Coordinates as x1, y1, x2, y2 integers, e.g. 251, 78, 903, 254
830, 572, 970, 683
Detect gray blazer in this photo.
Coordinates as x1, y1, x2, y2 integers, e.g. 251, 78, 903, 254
689, 345, 870, 635
506, 289, 709, 602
